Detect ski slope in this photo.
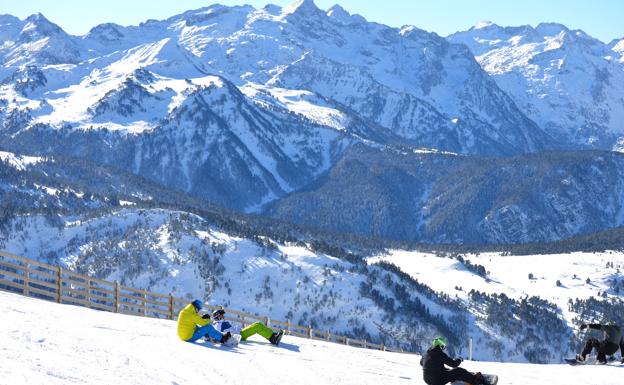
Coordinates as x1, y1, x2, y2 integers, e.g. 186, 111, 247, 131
1, 291, 622, 385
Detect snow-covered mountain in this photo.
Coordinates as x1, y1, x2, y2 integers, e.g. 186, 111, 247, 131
449, 23, 624, 151
0, 0, 565, 212
0, 13, 82, 66
267, 144, 624, 244
610, 37, 624, 60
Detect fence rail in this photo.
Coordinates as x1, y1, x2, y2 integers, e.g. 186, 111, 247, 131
0, 251, 410, 354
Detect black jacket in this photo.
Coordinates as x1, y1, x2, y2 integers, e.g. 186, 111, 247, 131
420, 346, 461, 385
588, 324, 624, 355
588, 324, 624, 353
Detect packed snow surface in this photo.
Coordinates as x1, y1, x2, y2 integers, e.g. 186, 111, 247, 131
1, 291, 623, 385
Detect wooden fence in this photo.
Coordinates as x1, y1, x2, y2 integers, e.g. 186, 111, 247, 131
0, 250, 408, 353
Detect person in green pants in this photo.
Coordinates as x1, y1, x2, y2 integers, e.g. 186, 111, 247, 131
212, 309, 284, 345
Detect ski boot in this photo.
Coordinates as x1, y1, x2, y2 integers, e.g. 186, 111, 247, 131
269, 329, 284, 345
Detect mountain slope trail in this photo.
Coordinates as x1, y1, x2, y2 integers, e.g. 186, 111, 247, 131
1, 291, 622, 385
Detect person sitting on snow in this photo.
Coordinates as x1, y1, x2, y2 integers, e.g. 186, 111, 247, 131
420, 337, 493, 385
576, 321, 624, 364
177, 299, 231, 344
211, 308, 284, 345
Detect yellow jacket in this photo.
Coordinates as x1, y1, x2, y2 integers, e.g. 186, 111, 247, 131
177, 303, 210, 341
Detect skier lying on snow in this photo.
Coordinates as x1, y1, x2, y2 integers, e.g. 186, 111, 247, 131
576, 321, 624, 364
177, 299, 232, 344
211, 309, 284, 345
420, 337, 493, 385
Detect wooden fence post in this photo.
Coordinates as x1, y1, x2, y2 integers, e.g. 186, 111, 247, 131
307, 325, 312, 339
169, 293, 174, 320
264, 316, 270, 327
326, 330, 331, 341
114, 281, 120, 313
56, 266, 62, 303
87, 280, 93, 309
24, 262, 30, 297
345, 337, 349, 346
143, 293, 147, 317
241, 315, 246, 329
285, 320, 290, 335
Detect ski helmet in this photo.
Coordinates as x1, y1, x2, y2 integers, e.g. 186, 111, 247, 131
432, 337, 447, 349
191, 299, 203, 310
212, 309, 226, 320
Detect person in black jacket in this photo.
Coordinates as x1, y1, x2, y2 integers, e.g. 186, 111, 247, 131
420, 337, 491, 385
576, 322, 624, 364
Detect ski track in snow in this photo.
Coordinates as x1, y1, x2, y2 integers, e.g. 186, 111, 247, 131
1, 291, 623, 385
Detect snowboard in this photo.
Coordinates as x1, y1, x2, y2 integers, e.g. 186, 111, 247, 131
452, 373, 498, 385
565, 356, 619, 366
223, 333, 241, 347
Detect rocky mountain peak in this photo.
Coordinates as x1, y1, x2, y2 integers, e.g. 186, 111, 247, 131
86, 23, 126, 42
281, 0, 322, 19
0, 14, 22, 26
610, 38, 624, 61
21, 13, 66, 39
534, 22, 569, 37
472, 20, 498, 30
326, 4, 350, 23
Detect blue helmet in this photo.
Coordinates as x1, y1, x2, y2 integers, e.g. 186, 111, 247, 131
191, 299, 203, 310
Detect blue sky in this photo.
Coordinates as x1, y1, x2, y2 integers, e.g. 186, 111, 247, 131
1, 0, 622, 43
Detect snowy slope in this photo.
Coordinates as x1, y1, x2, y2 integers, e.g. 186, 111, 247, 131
2, 291, 623, 385
369, 249, 624, 361
3, 203, 624, 362
449, 23, 624, 151
370, 250, 624, 319
0, 208, 468, 354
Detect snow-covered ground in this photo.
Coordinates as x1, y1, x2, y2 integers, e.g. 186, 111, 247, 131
1, 291, 622, 385
369, 250, 624, 324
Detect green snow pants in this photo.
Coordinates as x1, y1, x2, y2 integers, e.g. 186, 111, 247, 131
240, 322, 274, 341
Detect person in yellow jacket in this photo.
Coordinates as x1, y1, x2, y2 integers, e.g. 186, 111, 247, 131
177, 299, 231, 343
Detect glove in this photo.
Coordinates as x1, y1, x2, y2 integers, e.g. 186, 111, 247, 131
202, 314, 211, 320
220, 331, 232, 344
454, 358, 463, 366
621, 358, 624, 364
580, 324, 588, 330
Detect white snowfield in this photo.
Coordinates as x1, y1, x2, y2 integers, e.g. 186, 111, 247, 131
1, 291, 623, 385
369, 250, 624, 315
